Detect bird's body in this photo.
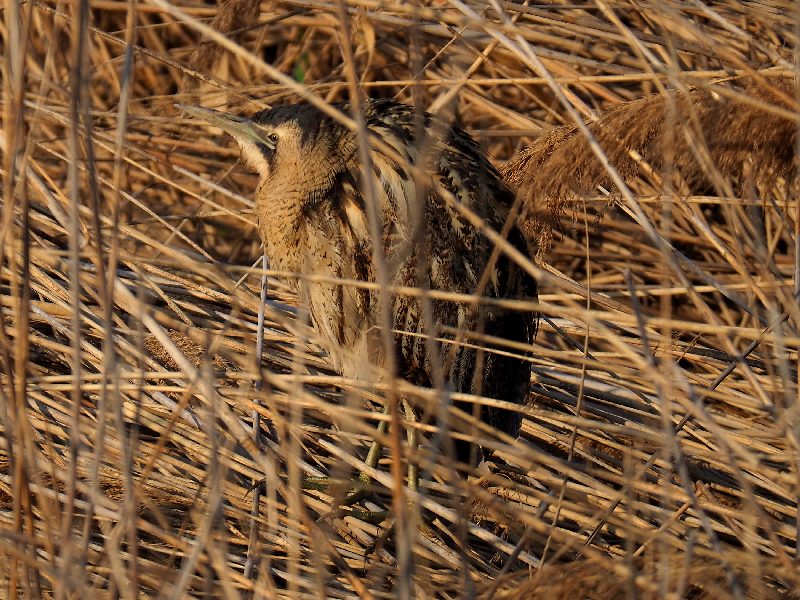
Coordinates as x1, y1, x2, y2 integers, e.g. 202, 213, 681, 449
184, 98, 537, 463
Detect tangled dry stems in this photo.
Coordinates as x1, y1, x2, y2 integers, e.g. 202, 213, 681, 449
503, 81, 799, 256
1, 1, 799, 598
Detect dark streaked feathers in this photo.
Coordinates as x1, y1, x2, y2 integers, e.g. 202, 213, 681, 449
231, 98, 537, 463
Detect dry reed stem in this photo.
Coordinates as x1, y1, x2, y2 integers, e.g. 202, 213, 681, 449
1, 1, 799, 598
503, 81, 799, 258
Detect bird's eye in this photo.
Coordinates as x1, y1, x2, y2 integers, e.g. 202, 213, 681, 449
267, 133, 279, 144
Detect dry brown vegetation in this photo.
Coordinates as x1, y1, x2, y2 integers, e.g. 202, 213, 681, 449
1, 1, 799, 598
504, 82, 798, 256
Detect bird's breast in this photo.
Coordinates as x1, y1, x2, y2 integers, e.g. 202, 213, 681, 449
297, 221, 386, 380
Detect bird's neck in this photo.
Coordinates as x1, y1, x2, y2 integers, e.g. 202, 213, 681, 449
254, 178, 306, 275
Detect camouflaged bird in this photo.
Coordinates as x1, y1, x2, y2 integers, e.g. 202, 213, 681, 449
181, 98, 537, 464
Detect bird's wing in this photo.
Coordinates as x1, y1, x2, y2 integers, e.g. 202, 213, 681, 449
333, 101, 538, 410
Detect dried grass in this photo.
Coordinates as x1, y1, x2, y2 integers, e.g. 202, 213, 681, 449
1, 1, 800, 598
503, 81, 798, 256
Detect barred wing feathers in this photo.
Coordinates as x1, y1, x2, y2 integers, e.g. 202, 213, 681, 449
334, 99, 537, 453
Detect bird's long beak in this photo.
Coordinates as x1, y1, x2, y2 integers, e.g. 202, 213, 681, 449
175, 104, 275, 149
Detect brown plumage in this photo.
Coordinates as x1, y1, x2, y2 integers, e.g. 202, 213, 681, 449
181, 98, 538, 464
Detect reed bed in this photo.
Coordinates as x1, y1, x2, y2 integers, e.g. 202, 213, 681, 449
1, 1, 799, 598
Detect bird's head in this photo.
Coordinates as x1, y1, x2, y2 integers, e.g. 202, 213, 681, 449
177, 103, 348, 193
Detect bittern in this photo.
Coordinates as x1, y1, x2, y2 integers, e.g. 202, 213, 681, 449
180, 98, 537, 478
